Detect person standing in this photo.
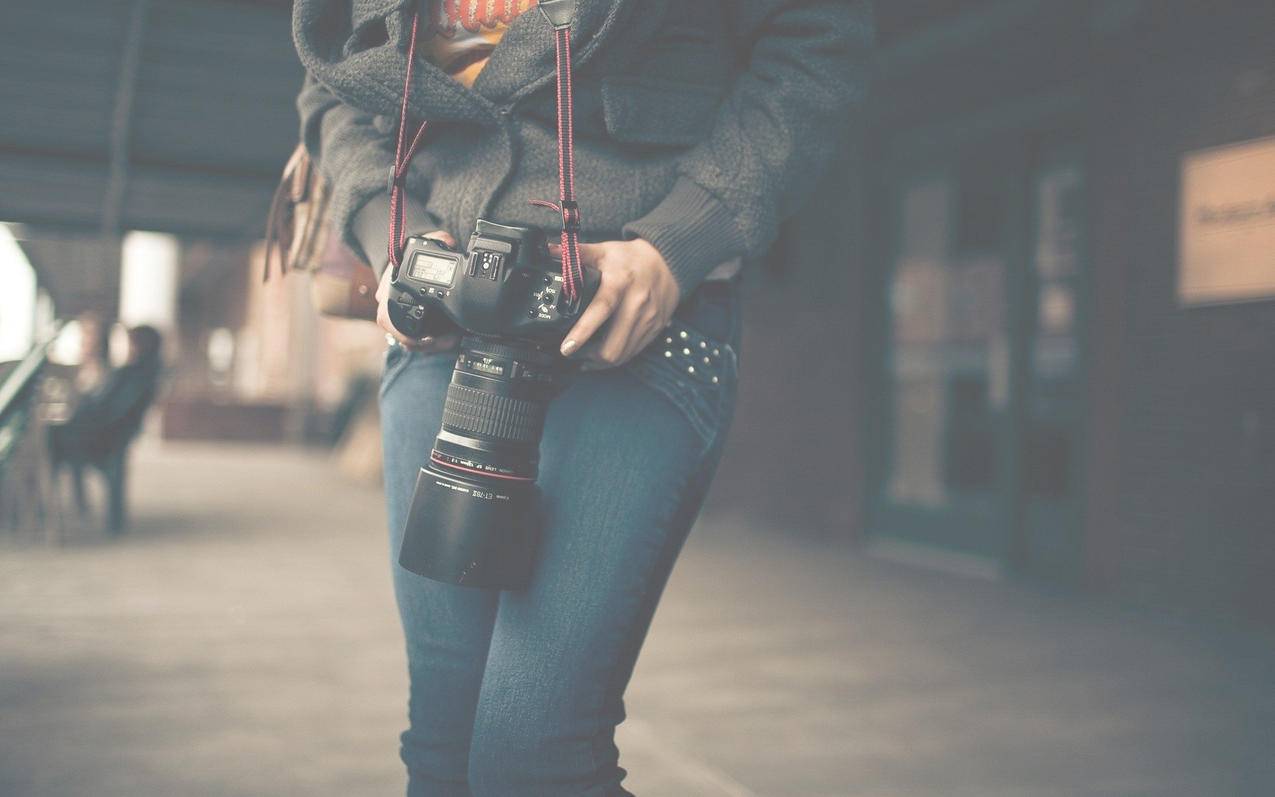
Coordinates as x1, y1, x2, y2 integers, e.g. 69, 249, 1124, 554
292, 1, 872, 793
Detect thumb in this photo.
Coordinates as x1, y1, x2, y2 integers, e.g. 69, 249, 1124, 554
375, 265, 393, 303
549, 240, 605, 269
425, 230, 457, 248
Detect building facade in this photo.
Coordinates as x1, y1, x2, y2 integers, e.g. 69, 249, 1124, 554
855, 0, 1275, 622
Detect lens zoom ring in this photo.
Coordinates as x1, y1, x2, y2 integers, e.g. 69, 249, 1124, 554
442, 384, 545, 443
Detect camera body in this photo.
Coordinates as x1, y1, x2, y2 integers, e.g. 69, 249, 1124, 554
384, 219, 597, 590
387, 218, 596, 343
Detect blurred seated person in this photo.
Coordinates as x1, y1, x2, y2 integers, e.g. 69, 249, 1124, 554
72, 311, 112, 393
48, 324, 163, 535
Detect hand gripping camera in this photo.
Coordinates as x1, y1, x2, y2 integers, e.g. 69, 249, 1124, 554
387, 219, 598, 589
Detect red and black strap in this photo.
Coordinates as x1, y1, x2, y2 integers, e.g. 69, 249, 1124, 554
387, 11, 430, 274
530, 13, 584, 302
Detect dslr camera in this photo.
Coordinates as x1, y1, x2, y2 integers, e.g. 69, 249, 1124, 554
386, 219, 598, 590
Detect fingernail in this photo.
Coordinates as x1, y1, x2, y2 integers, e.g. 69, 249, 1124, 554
560, 339, 577, 355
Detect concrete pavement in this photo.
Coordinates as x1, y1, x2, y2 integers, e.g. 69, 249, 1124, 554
1, 442, 1272, 796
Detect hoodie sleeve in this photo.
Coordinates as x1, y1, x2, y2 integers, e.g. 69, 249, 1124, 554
296, 74, 439, 276
622, 0, 874, 294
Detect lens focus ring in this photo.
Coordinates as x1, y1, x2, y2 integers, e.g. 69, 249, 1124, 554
442, 383, 545, 444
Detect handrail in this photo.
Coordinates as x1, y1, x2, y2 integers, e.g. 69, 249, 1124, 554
0, 324, 62, 423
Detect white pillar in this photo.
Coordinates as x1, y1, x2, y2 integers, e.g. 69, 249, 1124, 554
118, 231, 179, 336
0, 224, 37, 361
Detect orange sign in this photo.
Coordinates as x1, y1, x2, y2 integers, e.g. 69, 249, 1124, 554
1179, 135, 1275, 305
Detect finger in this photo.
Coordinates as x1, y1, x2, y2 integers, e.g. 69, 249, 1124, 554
417, 332, 462, 354
401, 332, 459, 353
627, 303, 669, 363
424, 230, 456, 248
375, 267, 392, 304
561, 270, 626, 356
548, 240, 606, 269
588, 290, 643, 367
378, 302, 427, 350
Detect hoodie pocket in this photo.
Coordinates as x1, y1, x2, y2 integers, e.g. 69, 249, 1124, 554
601, 76, 722, 149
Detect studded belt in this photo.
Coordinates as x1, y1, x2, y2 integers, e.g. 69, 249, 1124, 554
657, 324, 726, 387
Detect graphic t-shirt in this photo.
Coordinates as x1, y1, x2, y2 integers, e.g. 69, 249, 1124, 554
419, 0, 538, 87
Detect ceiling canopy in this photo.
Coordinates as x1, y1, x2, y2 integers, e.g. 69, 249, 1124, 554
0, 0, 301, 241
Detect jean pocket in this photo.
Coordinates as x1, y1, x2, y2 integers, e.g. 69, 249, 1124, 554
625, 320, 738, 455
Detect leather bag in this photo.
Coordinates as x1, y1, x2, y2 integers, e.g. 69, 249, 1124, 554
263, 144, 379, 321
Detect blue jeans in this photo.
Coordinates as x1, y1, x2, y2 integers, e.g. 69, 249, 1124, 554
378, 279, 742, 796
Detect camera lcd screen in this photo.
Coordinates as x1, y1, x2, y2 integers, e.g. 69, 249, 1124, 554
409, 252, 457, 286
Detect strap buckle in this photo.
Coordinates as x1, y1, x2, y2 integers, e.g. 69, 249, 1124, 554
537, 0, 575, 30
560, 200, 581, 234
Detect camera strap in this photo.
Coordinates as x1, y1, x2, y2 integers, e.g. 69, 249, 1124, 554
386, 11, 430, 277
388, 1, 586, 302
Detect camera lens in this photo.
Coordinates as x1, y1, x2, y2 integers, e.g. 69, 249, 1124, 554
398, 335, 565, 589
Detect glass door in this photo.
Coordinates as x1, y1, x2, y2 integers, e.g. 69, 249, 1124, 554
871, 147, 1017, 559
869, 136, 1086, 575
1017, 142, 1086, 578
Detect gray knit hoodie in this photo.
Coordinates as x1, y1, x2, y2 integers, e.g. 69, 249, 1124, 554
292, 0, 872, 293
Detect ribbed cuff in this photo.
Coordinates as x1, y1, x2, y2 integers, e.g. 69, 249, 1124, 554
622, 177, 745, 296
350, 193, 443, 280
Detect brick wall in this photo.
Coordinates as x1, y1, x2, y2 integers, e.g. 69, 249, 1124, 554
1084, 3, 1275, 622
